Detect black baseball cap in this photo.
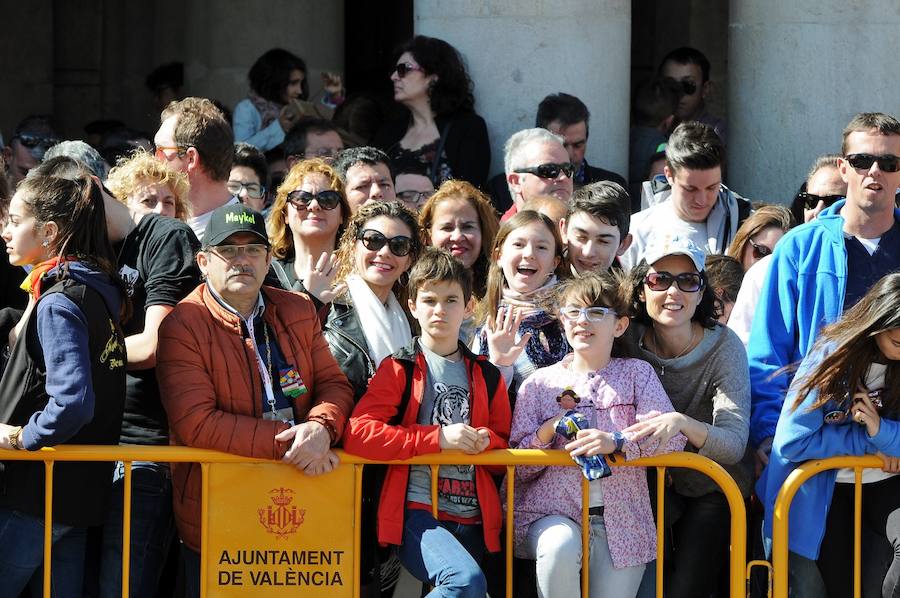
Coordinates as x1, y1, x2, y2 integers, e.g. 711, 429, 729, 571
203, 203, 269, 248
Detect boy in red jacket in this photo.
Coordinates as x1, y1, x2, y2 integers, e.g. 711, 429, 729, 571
343, 248, 511, 597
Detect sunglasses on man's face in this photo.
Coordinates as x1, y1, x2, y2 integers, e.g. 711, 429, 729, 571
845, 153, 900, 173
287, 190, 342, 211
749, 239, 773, 260
663, 77, 698, 96
391, 62, 424, 78
797, 191, 843, 211
357, 229, 413, 257
513, 162, 575, 180
644, 271, 705, 293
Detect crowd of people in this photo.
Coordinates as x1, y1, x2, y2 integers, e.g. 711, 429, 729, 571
0, 33, 899, 598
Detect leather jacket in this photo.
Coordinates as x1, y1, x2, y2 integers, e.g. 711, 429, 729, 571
322, 299, 377, 403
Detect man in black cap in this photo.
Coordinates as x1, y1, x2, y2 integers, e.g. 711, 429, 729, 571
156, 203, 354, 596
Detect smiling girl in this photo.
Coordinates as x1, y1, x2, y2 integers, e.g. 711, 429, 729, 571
510, 272, 685, 598
473, 210, 569, 399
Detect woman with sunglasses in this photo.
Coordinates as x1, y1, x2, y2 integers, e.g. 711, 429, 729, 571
725, 204, 793, 271
374, 35, 491, 188
0, 174, 129, 595
620, 235, 750, 598
758, 273, 900, 597
321, 201, 422, 595
268, 158, 351, 307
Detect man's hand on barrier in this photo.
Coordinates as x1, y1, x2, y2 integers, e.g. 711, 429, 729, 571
565, 428, 616, 457
275, 421, 331, 470
754, 436, 774, 477
303, 450, 340, 476
439, 423, 483, 454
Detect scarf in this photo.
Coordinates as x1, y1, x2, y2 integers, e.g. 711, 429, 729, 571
500, 275, 558, 319
247, 91, 283, 129
346, 274, 412, 369
20, 257, 70, 299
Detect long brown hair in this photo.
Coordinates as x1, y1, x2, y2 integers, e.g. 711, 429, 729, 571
791, 273, 900, 412
474, 209, 568, 326
725, 204, 793, 267
334, 200, 424, 306
419, 179, 499, 299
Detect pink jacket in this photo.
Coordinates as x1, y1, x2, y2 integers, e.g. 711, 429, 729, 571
509, 356, 686, 568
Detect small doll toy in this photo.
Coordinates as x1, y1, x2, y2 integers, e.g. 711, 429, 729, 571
554, 388, 613, 480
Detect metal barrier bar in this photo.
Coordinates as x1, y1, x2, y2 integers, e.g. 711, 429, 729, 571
656, 466, 665, 598
352, 464, 363, 596
2, 446, 746, 598
121, 461, 132, 598
43, 461, 53, 598
771, 455, 883, 598
581, 475, 590, 598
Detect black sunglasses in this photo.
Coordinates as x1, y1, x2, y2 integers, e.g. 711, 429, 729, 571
797, 191, 843, 211
513, 162, 575, 180
663, 77, 698, 96
357, 229, 413, 257
845, 153, 900, 173
749, 239, 773, 260
287, 190, 342, 211
644, 271, 705, 293
391, 62, 424, 78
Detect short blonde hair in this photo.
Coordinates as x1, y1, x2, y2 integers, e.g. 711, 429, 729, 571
106, 150, 191, 221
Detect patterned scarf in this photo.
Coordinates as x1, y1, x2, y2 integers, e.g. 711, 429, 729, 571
248, 91, 283, 129
20, 257, 70, 299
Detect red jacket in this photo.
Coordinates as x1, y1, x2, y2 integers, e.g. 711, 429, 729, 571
157, 283, 354, 551
342, 341, 511, 552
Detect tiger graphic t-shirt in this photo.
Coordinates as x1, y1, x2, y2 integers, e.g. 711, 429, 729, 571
406, 341, 480, 519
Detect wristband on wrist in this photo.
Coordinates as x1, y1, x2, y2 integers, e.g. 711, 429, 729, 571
306, 416, 337, 446
612, 431, 625, 453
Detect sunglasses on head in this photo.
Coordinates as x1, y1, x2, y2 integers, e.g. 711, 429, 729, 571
644, 271, 705, 293
357, 229, 413, 257
513, 162, 575, 180
797, 191, 843, 211
559, 306, 617, 322
287, 190, 342, 211
749, 239, 773, 260
845, 153, 900, 173
392, 62, 424, 78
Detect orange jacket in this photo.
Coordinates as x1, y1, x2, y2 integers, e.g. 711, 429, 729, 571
157, 283, 354, 551
343, 341, 511, 552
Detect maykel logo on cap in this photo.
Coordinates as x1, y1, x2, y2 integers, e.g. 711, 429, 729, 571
203, 203, 270, 248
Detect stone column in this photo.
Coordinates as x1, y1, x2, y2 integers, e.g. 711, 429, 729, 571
415, 0, 632, 179
727, 0, 900, 203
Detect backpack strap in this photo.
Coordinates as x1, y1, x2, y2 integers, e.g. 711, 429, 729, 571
474, 358, 502, 404
390, 359, 415, 426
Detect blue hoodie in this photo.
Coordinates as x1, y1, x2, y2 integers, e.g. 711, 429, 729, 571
758, 345, 900, 559
21, 261, 123, 449
747, 200, 900, 448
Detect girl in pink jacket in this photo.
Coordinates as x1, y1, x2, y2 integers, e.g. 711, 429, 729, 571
509, 272, 686, 598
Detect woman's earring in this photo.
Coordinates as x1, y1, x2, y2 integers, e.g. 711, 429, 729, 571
41, 240, 50, 248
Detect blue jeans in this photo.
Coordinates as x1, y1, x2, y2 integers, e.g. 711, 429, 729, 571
0, 507, 87, 598
99, 461, 175, 598
398, 508, 487, 598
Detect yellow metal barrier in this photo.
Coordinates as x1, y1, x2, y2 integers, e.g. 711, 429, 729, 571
771, 454, 883, 598
0, 446, 747, 598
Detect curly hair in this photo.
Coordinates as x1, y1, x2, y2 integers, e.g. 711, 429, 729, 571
248, 48, 308, 103
419, 179, 498, 299
395, 36, 474, 115
334, 200, 424, 305
106, 150, 191, 221
625, 259, 720, 329
268, 158, 349, 260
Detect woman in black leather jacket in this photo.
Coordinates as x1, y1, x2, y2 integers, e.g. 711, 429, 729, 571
322, 200, 422, 402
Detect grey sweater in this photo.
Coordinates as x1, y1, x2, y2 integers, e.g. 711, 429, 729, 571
623, 323, 753, 497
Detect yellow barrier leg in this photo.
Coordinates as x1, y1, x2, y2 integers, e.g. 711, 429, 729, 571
353, 464, 362, 598
122, 462, 132, 598
200, 463, 209, 598
43, 461, 54, 598
854, 468, 862, 598
506, 466, 514, 598
656, 466, 665, 598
